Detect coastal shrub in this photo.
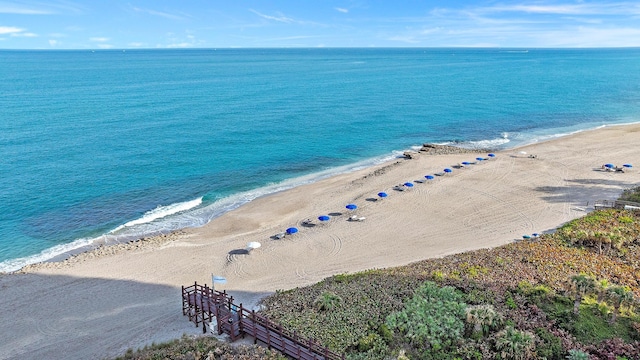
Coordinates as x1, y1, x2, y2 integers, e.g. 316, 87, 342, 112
556, 209, 640, 254
619, 186, 640, 203
565, 349, 589, 360
505, 293, 518, 309
584, 337, 640, 359
356, 332, 387, 353
465, 304, 503, 337
432, 270, 444, 282
534, 328, 564, 360
606, 285, 634, 324
560, 301, 640, 345
114, 335, 286, 360
493, 326, 535, 360
571, 274, 596, 315
386, 281, 466, 352
313, 291, 342, 311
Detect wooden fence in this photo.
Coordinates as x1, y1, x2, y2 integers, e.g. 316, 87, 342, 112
182, 282, 344, 360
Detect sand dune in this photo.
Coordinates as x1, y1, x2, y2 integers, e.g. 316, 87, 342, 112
1, 124, 639, 360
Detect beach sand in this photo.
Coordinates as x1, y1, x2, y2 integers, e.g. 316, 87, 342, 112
1, 124, 639, 360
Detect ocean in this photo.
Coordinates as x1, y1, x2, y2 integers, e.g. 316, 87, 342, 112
1, 48, 639, 272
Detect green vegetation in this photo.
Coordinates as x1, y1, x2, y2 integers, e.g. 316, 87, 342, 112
260, 208, 640, 359
386, 281, 466, 353
114, 206, 640, 360
494, 326, 535, 360
314, 291, 342, 311
619, 186, 640, 203
566, 349, 590, 360
113, 335, 286, 360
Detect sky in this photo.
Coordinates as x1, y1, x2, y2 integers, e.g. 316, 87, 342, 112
1, 0, 640, 49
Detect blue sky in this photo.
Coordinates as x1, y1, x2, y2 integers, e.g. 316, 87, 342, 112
1, 0, 639, 49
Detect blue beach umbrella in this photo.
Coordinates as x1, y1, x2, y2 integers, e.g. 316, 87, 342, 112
404, 182, 414, 187
346, 204, 357, 210
318, 215, 330, 222
286, 227, 298, 235
488, 153, 496, 158
623, 164, 633, 168
378, 192, 388, 198
476, 157, 484, 161
461, 161, 470, 165
425, 175, 435, 180
532, 233, 539, 237
604, 163, 615, 168
444, 168, 452, 173
522, 235, 531, 239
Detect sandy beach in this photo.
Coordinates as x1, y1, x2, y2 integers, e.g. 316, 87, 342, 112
1, 124, 639, 360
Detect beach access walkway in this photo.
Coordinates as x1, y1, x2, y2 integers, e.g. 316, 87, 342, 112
182, 282, 344, 360
593, 199, 640, 210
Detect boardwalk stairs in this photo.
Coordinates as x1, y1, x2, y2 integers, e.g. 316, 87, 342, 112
182, 282, 344, 360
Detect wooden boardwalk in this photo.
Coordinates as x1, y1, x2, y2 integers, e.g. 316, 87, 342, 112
594, 199, 640, 210
182, 282, 344, 360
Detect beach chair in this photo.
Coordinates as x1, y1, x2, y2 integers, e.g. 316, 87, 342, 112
349, 215, 365, 222
274, 232, 286, 239
393, 185, 405, 191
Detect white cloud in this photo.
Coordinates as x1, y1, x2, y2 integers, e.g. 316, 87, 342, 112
132, 6, 189, 20
335, 7, 348, 14
0, 26, 23, 35
90, 37, 109, 42
0, 4, 52, 14
48, 39, 57, 46
480, 2, 640, 16
249, 9, 295, 23
128, 42, 146, 47
0, 1, 84, 15
97, 44, 113, 49
11, 32, 37, 37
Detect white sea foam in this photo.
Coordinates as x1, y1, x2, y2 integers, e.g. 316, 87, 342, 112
7, 120, 640, 273
440, 133, 511, 150
111, 197, 203, 232
0, 154, 402, 273
0, 237, 96, 273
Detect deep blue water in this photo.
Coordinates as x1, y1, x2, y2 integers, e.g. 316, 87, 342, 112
1, 48, 639, 272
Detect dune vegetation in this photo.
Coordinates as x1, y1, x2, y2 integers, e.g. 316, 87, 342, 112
116, 188, 640, 360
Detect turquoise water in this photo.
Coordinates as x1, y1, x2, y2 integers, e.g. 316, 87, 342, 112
1, 48, 639, 272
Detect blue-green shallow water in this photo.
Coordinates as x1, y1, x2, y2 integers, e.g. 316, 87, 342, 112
1, 48, 639, 272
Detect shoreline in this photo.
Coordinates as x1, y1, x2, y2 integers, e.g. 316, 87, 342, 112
1, 123, 639, 360
3, 120, 638, 274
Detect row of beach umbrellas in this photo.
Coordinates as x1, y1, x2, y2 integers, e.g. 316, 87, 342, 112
280, 154, 497, 236
283, 203, 360, 235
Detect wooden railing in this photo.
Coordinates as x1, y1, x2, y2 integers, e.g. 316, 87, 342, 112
593, 199, 640, 210
182, 282, 344, 360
